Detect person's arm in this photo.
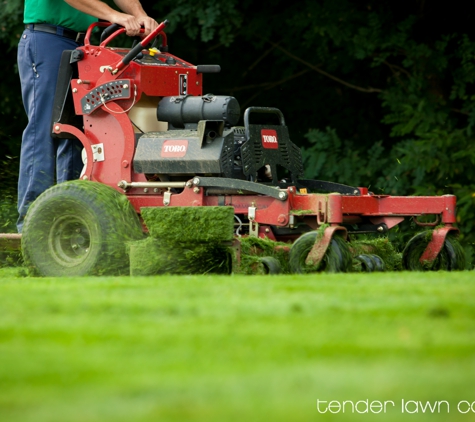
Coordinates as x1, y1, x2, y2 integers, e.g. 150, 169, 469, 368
63, 0, 158, 36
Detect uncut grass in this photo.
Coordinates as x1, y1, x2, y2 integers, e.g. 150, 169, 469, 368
1, 271, 475, 422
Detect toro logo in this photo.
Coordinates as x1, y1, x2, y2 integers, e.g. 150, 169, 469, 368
261, 129, 279, 149
161, 140, 188, 157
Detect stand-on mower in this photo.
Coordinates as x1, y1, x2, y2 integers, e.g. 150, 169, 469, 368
17, 20, 465, 276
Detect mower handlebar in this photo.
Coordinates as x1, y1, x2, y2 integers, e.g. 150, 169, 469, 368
244, 107, 286, 127
83, 20, 169, 74
99, 23, 123, 44
113, 19, 169, 74
84, 21, 145, 47
243, 107, 286, 145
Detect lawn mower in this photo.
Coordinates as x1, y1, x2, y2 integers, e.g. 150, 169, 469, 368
15, 20, 465, 276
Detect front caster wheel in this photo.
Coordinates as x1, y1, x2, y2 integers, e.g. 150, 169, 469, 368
259, 256, 282, 275
289, 231, 352, 273
355, 254, 385, 272
402, 231, 465, 271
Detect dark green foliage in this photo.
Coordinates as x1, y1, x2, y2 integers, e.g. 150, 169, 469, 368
156, 0, 242, 46
0, 0, 27, 166
141, 206, 235, 243
0, 0, 23, 48
302, 127, 391, 190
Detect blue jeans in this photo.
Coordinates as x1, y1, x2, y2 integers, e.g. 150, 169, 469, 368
17, 28, 83, 232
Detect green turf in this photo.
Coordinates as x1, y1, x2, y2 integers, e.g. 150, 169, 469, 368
1, 268, 475, 422
140, 206, 235, 242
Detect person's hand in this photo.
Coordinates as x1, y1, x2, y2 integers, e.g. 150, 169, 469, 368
112, 13, 157, 37
137, 16, 159, 36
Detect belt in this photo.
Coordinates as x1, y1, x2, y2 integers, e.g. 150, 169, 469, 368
25, 24, 85, 43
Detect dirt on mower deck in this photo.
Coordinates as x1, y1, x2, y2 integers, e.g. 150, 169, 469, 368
0, 234, 21, 252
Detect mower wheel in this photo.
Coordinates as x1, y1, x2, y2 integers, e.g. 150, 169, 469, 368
402, 231, 465, 271
289, 231, 352, 273
369, 254, 385, 271
259, 256, 282, 275
355, 254, 375, 272
22, 180, 144, 276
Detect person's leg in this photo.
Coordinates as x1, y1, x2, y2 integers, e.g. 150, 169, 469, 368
56, 137, 84, 182
17, 29, 80, 232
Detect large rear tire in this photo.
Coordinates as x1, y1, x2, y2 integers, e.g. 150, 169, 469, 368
22, 180, 144, 276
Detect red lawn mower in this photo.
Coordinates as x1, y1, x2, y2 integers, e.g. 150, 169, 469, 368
16, 20, 465, 275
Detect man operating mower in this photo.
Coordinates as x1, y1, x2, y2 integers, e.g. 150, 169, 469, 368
17, 0, 158, 232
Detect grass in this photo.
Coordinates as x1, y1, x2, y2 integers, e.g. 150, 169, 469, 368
1, 268, 475, 422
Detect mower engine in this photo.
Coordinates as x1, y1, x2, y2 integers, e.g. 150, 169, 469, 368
134, 94, 304, 185
135, 95, 240, 179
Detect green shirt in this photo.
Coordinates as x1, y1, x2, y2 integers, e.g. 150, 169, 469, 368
24, 0, 97, 33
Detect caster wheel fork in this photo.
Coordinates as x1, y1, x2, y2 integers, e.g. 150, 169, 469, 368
289, 227, 352, 273
402, 228, 465, 271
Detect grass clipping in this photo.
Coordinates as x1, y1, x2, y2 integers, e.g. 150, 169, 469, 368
132, 206, 407, 275
141, 206, 235, 243
130, 206, 235, 276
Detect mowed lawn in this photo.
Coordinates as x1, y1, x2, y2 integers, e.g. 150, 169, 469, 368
1, 269, 475, 422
